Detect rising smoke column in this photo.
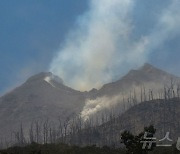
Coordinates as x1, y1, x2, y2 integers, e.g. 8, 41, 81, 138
49, 0, 149, 91
50, 0, 180, 91
79, 0, 180, 120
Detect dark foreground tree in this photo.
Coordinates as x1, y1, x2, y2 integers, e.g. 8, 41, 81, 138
121, 125, 156, 154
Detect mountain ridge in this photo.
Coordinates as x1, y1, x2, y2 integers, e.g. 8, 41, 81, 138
95, 63, 180, 98
0, 63, 180, 142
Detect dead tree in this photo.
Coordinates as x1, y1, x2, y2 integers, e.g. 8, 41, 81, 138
63, 118, 70, 143
35, 120, 41, 143
133, 89, 137, 105
29, 122, 34, 143
49, 123, 57, 144
57, 117, 64, 143
177, 84, 180, 99
43, 119, 49, 144
14, 123, 26, 146
143, 86, 147, 102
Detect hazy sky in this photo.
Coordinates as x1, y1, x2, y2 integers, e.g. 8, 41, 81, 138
0, 0, 88, 94
1, 0, 180, 94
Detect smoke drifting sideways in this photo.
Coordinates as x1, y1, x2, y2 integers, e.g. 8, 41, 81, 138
49, 0, 180, 91
80, 81, 169, 120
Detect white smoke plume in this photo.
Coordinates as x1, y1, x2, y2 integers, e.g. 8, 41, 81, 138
147, 0, 180, 51
81, 95, 124, 121
50, 0, 180, 91
49, 0, 148, 91
81, 80, 179, 120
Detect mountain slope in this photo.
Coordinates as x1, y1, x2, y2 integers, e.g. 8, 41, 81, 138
96, 63, 180, 97
80, 63, 180, 120
101, 98, 180, 139
69, 98, 180, 147
0, 63, 180, 143
0, 72, 86, 139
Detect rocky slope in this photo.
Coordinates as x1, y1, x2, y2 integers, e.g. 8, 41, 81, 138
69, 98, 180, 147
96, 63, 180, 97
0, 72, 86, 139
0, 63, 180, 142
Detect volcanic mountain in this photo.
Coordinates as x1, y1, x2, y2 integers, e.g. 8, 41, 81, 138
0, 72, 86, 139
68, 98, 180, 146
96, 63, 180, 97
80, 63, 180, 119
0, 63, 180, 141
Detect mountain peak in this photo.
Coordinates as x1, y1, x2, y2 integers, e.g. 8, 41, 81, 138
138, 63, 166, 75
140, 63, 155, 71
122, 63, 158, 80
26, 72, 63, 84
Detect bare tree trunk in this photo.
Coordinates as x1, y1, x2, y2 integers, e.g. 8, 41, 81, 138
29, 122, 34, 143
35, 120, 41, 144
43, 119, 49, 144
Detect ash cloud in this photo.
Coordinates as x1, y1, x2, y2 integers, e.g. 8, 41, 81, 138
49, 0, 180, 91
